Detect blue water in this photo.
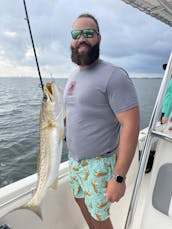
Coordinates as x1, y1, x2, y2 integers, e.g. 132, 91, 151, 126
0, 77, 162, 187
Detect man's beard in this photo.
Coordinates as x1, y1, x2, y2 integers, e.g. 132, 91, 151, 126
71, 42, 100, 66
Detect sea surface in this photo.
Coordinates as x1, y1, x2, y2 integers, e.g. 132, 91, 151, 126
0, 77, 162, 188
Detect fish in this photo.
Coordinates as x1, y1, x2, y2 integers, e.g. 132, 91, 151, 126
23, 81, 65, 219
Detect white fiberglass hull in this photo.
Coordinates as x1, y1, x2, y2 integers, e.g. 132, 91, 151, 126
0, 136, 140, 229
0, 123, 172, 229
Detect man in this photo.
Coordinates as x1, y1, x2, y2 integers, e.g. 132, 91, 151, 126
64, 13, 140, 229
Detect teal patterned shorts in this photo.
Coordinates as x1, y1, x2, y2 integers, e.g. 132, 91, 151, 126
68, 154, 116, 221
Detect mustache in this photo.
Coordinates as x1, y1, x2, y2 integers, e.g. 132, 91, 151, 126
77, 42, 92, 49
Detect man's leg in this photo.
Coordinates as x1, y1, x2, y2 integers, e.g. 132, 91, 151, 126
75, 198, 113, 229
91, 217, 113, 229
69, 155, 116, 229
75, 198, 94, 229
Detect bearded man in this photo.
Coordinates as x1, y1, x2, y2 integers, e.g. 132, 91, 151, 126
64, 13, 140, 229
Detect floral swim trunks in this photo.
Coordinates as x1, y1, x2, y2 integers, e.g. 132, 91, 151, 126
68, 154, 116, 221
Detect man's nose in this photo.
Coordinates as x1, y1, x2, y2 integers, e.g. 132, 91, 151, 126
78, 33, 86, 41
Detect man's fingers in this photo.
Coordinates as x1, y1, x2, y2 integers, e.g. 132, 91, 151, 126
105, 193, 120, 203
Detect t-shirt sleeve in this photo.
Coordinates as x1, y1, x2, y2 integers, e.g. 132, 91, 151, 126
107, 68, 139, 114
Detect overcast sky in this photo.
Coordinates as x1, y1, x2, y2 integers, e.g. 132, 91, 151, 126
0, 0, 172, 78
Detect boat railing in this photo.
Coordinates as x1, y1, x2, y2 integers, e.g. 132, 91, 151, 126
0, 186, 35, 209
152, 130, 172, 142
0, 161, 69, 218
125, 51, 172, 229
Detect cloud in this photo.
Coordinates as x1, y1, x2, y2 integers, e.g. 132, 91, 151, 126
25, 47, 35, 60
0, 0, 172, 77
3, 31, 17, 38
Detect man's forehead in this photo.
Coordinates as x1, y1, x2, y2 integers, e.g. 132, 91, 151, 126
72, 17, 97, 30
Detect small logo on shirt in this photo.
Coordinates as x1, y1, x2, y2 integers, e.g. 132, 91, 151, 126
67, 81, 76, 95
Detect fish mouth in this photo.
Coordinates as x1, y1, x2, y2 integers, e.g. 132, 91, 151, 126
46, 83, 53, 95
44, 82, 55, 102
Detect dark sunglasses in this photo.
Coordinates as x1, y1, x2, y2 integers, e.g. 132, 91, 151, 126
71, 28, 99, 40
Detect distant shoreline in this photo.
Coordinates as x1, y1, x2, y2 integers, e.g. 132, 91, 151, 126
131, 77, 162, 79
0, 76, 162, 79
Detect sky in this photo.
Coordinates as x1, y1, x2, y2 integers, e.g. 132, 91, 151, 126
0, 0, 172, 78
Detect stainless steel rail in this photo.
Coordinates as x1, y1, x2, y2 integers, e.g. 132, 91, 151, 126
152, 130, 172, 142
125, 51, 172, 229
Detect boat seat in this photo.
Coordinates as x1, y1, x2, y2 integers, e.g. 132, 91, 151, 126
140, 138, 172, 229
152, 163, 172, 217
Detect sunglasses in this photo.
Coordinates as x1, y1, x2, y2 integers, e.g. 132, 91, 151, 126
71, 29, 99, 40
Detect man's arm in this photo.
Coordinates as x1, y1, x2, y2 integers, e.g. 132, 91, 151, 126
105, 107, 140, 203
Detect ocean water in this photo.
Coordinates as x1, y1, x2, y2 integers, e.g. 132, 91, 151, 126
0, 77, 162, 187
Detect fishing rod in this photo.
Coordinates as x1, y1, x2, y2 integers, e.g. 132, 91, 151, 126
23, 0, 44, 92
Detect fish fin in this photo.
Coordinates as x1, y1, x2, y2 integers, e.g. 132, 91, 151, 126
49, 177, 58, 190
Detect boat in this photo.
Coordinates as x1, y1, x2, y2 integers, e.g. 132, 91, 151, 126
0, 0, 172, 228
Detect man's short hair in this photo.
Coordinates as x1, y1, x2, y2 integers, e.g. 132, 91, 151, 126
77, 13, 100, 32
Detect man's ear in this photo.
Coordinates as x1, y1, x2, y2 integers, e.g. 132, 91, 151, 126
98, 34, 101, 42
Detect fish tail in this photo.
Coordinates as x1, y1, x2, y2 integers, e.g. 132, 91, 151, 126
23, 202, 43, 220
8, 202, 43, 221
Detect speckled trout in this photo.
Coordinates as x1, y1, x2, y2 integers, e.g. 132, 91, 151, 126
24, 81, 64, 219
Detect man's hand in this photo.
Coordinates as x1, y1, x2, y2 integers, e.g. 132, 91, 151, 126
162, 116, 168, 124
105, 178, 126, 203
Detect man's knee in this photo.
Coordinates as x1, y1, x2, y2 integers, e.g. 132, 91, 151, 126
92, 217, 113, 229
75, 197, 84, 206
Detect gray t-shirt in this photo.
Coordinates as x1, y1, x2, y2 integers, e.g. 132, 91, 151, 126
64, 59, 139, 161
